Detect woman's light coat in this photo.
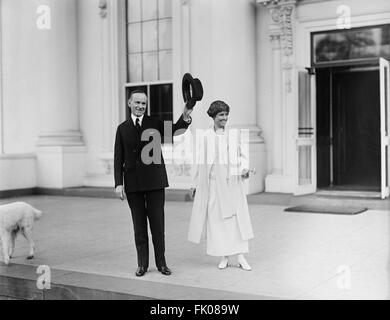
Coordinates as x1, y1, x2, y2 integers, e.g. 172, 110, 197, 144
188, 127, 254, 244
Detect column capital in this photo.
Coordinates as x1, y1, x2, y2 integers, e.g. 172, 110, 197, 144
261, 0, 296, 92
262, 0, 296, 58
256, 0, 296, 8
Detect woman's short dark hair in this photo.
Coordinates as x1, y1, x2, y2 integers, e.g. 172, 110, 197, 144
207, 100, 230, 118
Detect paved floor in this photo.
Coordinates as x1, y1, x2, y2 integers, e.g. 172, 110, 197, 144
0, 195, 389, 299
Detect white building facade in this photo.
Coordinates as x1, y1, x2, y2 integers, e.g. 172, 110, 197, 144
0, 0, 390, 197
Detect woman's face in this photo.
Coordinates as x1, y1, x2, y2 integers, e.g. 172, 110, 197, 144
214, 111, 229, 128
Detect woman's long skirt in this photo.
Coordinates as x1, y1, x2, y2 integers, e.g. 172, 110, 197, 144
206, 176, 249, 257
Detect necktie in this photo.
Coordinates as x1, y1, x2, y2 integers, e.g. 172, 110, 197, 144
135, 118, 141, 142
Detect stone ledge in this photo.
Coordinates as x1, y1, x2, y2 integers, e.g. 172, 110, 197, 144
0, 264, 273, 300
0, 188, 37, 199
0, 153, 36, 160
0, 187, 194, 202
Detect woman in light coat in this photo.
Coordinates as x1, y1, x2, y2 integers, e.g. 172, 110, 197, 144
188, 100, 254, 270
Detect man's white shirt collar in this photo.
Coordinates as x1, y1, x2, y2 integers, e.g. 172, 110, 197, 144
131, 114, 144, 126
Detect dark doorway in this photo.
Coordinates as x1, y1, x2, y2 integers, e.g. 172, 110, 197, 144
316, 66, 381, 191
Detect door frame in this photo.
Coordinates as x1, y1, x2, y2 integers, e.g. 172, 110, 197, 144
294, 67, 317, 195
296, 59, 389, 197
379, 57, 390, 199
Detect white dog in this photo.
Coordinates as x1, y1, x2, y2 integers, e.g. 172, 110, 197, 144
0, 202, 42, 265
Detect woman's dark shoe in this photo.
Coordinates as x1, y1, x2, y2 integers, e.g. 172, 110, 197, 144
135, 266, 147, 277
158, 266, 172, 276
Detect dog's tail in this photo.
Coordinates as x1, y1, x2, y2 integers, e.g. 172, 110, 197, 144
32, 207, 43, 220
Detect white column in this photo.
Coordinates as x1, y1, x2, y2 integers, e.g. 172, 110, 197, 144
99, 0, 121, 152
261, 0, 296, 193
211, 0, 266, 194
270, 33, 283, 175
82, 0, 129, 187
98, 0, 124, 180
36, 0, 85, 188
164, 0, 194, 189
265, 29, 290, 192
0, 0, 4, 154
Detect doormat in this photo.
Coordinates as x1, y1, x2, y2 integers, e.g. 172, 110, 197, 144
284, 205, 367, 215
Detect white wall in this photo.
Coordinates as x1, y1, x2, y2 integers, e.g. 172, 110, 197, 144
77, 0, 260, 188
0, 0, 260, 191
0, 154, 36, 190
295, 0, 390, 193
255, 0, 390, 193
77, 0, 125, 188
1, 0, 44, 153
0, 0, 85, 190
2, 0, 83, 154
77, 0, 107, 177
297, 0, 390, 24
295, 0, 390, 67
256, 4, 273, 175
10, 0, 389, 192
189, 0, 258, 130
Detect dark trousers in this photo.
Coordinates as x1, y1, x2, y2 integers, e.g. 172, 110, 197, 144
126, 189, 166, 269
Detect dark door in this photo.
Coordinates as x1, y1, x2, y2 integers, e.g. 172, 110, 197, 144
332, 69, 381, 189
316, 67, 381, 190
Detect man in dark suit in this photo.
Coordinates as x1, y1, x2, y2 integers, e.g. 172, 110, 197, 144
114, 90, 192, 277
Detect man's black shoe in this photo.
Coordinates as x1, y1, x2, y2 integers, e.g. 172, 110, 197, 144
136, 267, 147, 277
158, 266, 172, 276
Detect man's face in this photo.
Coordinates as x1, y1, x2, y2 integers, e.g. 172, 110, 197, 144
129, 93, 147, 117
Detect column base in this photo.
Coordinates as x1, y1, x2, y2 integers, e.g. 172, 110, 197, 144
238, 126, 267, 195
37, 131, 84, 146
36, 146, 86, 188
81, 152, 115, 187
265, 174, 294, 193
0, 154, 37, 191
84, 173, 114, 188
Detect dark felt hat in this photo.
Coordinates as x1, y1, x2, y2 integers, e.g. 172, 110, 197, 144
182, 73, 204, 109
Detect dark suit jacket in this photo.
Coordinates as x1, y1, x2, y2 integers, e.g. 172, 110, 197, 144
114, 114, 191, 192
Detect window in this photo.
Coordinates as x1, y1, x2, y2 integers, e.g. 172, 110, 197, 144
125, 0, 173, 123
311, 24, 390, 67
125, 84, 173, 122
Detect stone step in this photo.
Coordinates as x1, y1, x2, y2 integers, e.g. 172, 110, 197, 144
0, 264, 273, 300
